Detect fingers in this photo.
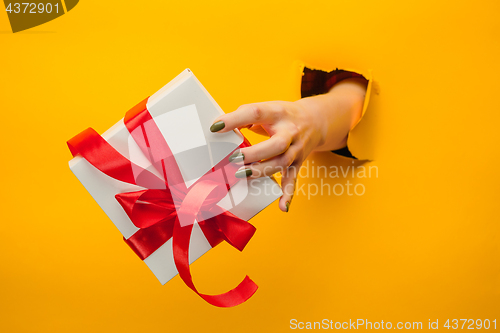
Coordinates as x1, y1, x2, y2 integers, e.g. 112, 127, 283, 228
247, 124, 269, 136
233, 133, 292, 164
279, 163, 299, 212
211, 101, 300, 213
235, 145, 299, 179
233, 151, 301, 213
210, 103, 276, 133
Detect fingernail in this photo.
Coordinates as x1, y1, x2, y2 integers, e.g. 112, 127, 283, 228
235, 168, 252, 178
229, 152, 244, 163
210, 121, 225, 132
285, 201, 290, 212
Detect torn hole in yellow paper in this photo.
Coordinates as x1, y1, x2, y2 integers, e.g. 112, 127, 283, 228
298, 63, 377, 161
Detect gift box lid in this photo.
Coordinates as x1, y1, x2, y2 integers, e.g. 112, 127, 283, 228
68, 69, 283, 285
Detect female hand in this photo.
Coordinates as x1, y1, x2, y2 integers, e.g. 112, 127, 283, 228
210, 78, 368, 212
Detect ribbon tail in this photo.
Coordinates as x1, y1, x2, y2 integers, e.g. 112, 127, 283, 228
172, 217, 258, 307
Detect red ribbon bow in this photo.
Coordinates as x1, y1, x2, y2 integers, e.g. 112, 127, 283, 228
68, 98, 258, 307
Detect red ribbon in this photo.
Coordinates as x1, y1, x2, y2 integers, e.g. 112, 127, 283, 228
68, 97, 258, 307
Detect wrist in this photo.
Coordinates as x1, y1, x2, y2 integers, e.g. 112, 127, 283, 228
327, 78, 368, 130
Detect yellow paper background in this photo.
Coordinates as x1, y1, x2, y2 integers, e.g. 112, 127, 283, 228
1, 0, 499, 332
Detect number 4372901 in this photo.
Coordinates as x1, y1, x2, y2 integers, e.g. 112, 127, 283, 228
444, 319, 496, 329
5, 3, 60, 14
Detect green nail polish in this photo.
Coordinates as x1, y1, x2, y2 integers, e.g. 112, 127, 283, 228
285, 201, 290, 212
229, 152, 244, 163
210, 121, 225, 132
235, 168, 252, 178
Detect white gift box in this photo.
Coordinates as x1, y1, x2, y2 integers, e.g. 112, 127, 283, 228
69, 69, 282, 285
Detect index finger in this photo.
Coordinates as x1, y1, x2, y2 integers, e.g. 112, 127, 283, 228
210, 103, 274, 133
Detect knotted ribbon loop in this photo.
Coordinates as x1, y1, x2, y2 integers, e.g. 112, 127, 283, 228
68, 97, 257, 307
